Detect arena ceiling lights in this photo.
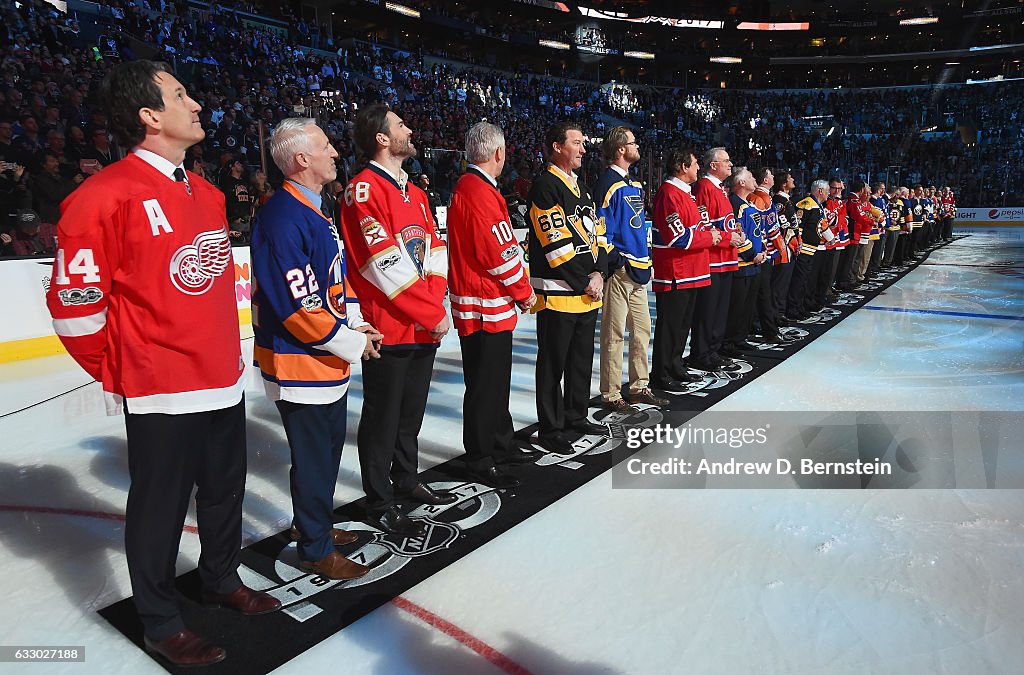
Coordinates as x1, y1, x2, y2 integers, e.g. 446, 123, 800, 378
899, 17, 939, 26
539, 39, 572, 50
736, 21, 809, 31
384, 2, 420, 18
710, 56, 742, 64
577, 7, 724, 30
624, 51, 655, 60
513, 0, 571, 12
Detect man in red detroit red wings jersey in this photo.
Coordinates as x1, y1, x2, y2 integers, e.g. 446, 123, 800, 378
448, 122, 539, 489
340, 104, 457, 537
45, 61, 279, 668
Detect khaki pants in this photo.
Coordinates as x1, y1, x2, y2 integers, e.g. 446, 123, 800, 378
854, 240, 874, 282
599, 267, 651, 401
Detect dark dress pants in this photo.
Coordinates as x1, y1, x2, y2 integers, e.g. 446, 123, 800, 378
536, 308, 597, 439
358, 347, 436, 513
461, 329, 516, 471
124, 398, 246, 641
276, 395, 348, 562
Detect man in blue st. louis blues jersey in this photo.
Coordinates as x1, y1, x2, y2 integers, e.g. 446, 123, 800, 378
251, 118, 379, 582
593, 126, 667, 410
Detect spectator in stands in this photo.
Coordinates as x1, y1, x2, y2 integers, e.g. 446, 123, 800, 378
220, 157, 253, 242
250, 167, 273, 206
417, 173, 441, 219
82, 127, 116, 167
0, 119, 21, 165
32, 152, 80, 224
14, 113, 43, 166
9, 208, 55, 256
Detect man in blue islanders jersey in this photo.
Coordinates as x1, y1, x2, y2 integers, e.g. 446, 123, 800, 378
251, 118, 378, 581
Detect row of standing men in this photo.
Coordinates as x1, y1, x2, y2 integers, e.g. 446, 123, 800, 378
42, 60, 956, 668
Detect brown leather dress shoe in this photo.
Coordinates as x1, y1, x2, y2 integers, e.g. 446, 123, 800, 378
144, 629, 226, 667
627, 388, 670, 406
289, 525, 359, 546
201, 585, 282, 615
298, 550, 370, 580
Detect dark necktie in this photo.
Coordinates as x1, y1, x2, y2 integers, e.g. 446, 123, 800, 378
173, 167, 191, 195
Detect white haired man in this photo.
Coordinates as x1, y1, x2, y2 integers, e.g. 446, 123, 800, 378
251, 117, 377, 581
448, 121, 540, 488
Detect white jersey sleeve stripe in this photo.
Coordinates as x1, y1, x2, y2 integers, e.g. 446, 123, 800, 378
53, 309, 108, 337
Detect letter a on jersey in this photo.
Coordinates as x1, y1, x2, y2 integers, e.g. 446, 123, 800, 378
143, 199, 173, 236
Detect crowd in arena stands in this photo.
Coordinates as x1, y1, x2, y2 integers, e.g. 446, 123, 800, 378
1, 0, 1021, 257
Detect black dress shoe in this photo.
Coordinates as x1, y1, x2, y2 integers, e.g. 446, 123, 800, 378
651, 378, 686, 391
367, 507, 426, 537
535, 434, 576, 455
399, 483, 458, 505
570, 420, 607, 436
734, 340, 758, 351
145, 630, 226, 667
683, 360, 716, 373
671, 369, 702, 383
201, 585, 282, 615
495, 445, 544, 465
760, 333, 783, 345
719, 345, 743, 358
466, 464, 520, 489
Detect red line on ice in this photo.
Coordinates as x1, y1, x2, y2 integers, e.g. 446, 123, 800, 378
0, 504, 199, 533
392, 595, 532, 675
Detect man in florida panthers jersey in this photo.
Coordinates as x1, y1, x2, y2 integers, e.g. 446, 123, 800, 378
593, 126, 667, 410
46, 61, 280, 667
341, 104, 457, 537
252, 119, 376, 582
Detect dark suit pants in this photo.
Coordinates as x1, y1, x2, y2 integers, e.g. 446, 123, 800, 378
124, 398, 246, 641
358, 347, 436, 513
536, 308, 597, 438
652, 287, 697, 382
461, 330, 516, 471
691, 270, 732, 362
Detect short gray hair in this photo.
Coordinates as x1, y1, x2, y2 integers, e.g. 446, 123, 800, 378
727, 166, 751, 190
269, 118, 318, 175
702, 146, 726, 173
465, 121, 505, 164
810, 179, 829, 193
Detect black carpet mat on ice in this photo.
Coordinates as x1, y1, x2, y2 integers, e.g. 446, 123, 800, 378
99, 237, 959, 673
